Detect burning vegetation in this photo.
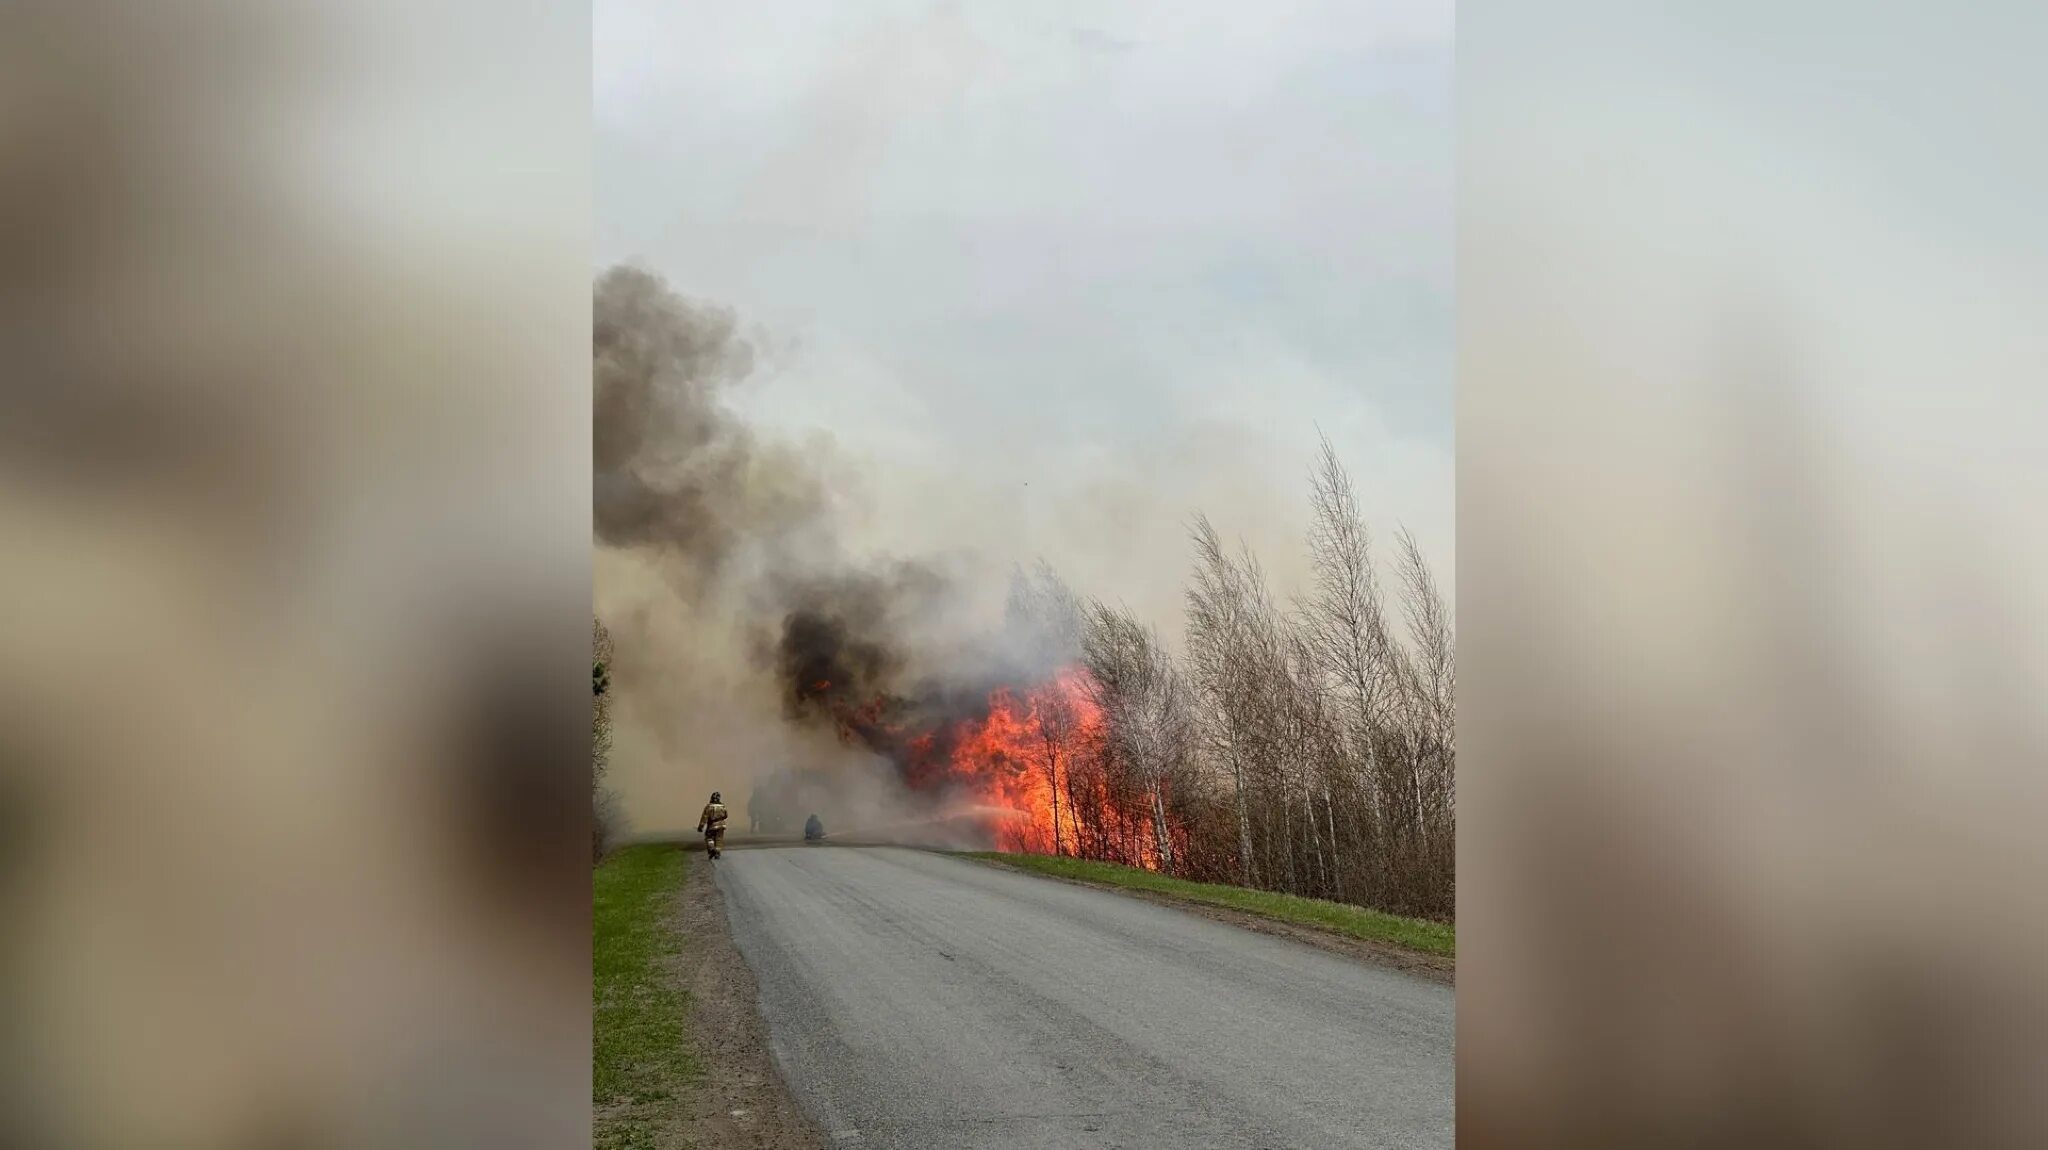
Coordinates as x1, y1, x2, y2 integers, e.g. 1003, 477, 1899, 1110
596, 264, 1455, 921
755, 503, 1456, 921
780, 660, 1158, 862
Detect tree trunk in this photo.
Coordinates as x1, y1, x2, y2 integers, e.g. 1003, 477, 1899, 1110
1230, 753, 1254, 885
1152, 787, 1174, 874
1049, 751, 1064, 856
1324, 788, 1344, 902
1076, 777, 1089, 856
1305, 785, 1326, 899
1281, 785, 1299, 895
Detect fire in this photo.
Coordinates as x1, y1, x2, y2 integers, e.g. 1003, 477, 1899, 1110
804, 663, 1178, 868
924, 668, 1101, 855
913, 668, 1173, 867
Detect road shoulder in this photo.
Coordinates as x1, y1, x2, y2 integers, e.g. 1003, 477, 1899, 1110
674, 847, 826, 1150
958, 852, 1455, 986
593, 844, 824, 1150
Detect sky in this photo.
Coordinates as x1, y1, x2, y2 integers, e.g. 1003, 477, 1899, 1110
594, 0, 1453, 631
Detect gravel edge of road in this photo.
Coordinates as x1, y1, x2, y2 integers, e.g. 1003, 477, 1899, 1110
671, 846, 828, 1150
954, 852, 1456, 986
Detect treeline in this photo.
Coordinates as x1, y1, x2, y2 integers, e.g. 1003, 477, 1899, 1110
1009, 439, 1454, 920
593, 616, 621, 861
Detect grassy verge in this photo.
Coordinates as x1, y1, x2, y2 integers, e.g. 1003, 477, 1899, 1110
594, 844, 696, 1150
964, 852, 1455, 959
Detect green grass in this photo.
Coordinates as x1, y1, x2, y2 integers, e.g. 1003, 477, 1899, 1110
964, 852, 1455, 959
594, 844, 696, 1149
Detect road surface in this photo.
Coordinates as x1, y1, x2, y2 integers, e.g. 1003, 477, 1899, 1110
717, 846, 1454, 1149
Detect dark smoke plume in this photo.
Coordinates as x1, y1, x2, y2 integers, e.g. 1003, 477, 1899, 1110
594, 264, 994, 832
594, 265, 1166, 851
593, 264, 825, 579
780, 604, 900, 719
773, 561, 955, 715
766, 559, 1084, 792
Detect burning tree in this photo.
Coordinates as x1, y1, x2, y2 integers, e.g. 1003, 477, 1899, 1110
1081, 603, 1194, 872
588, 265, 1452, 914
755, 445, 1452, 918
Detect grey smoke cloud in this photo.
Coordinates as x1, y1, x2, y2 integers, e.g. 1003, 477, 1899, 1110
594, 266, 763, 559
595, 0, 1453, 831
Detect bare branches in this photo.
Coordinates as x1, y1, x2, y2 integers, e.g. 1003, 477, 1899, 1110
1006, 558, 1087, 674
1395, 525, 1454, 752
1082, 601, 1193, 872
1300, 438, 1416, 756
1014, 444, 1454, 917
1184, 515, 1266, 883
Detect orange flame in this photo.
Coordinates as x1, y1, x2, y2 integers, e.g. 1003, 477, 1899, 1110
810, 663, 1178, 867
917, 666, 1169, 868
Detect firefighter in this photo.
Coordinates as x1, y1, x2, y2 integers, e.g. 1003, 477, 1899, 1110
697, 791, 729, 859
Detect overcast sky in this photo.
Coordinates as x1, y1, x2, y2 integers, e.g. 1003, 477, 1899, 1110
595, 0, 1453, 621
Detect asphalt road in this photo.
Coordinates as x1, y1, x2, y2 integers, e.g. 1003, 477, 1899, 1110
717, 846, 1454, 1149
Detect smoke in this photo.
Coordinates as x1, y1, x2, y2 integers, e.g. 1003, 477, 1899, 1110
774, 560, 950, 718
591, 262, 1440, 845
593, 265, 827, 582
594, 265, 1000, 838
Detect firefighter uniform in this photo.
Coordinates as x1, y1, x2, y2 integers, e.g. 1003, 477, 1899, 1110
697, 795, 729, 859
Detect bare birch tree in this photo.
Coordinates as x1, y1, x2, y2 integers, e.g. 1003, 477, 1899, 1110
1006, 560, 1089, 854
994, 441, 1454, 917
1082, 601, 1194, 874
1185, 515, 1264, 884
